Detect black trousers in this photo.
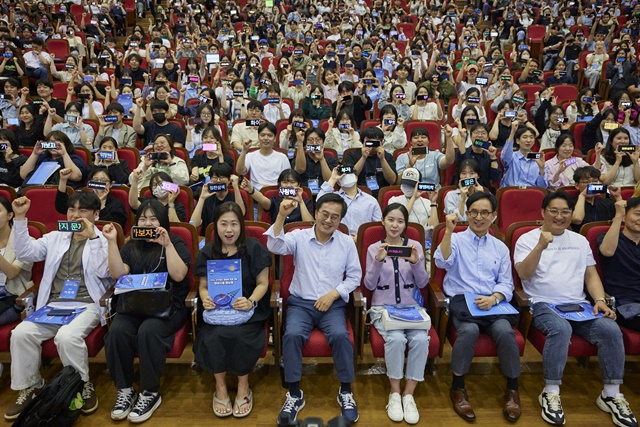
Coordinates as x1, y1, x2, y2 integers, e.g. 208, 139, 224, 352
105, 308, 187, 392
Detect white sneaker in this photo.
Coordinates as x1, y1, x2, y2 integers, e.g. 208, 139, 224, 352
386, 392, 403, 422
402, 394, 420, 424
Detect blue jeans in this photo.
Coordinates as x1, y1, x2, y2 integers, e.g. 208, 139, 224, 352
532, 302, 624, 385
26, 66, 48, 81
372, 321, 429, 382
282, 295, 354, 384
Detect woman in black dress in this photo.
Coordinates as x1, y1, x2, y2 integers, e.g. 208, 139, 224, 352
194, 201, 271, 418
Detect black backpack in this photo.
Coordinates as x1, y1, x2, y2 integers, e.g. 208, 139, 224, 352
12, 366, 85, 427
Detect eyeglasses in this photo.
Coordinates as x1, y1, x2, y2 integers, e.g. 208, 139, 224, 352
307, 137, 322, 143
545, 208, 572, 217
467, 210, 493, 219
318, 210, 341, 223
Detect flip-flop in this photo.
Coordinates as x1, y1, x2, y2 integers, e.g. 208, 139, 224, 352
213, 392, 232, 418
233, 390, 253, 418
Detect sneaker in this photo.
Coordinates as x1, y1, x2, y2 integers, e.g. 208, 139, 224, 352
386, 392, 403, 422
278, 391, 305, 426
4, 379, 45, 420
596, 393, 638, 427
539, 391, 566, 425
111, 388, 137, 421
81, 382, 98, 415
337, 388, 359, 423
127, 391, 162, 424
402, 394, 419, 424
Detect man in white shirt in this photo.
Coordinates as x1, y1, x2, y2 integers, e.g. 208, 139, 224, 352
263, 85, 291, 124
514, 191, 636, 427
23, 39, 50, 81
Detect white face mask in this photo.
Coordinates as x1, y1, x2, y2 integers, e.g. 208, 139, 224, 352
152, 186, 168, 199
401, 184, 414, 197
339, 173, 358, 188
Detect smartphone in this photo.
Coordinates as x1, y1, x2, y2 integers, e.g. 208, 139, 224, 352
555, 303, 584, 313
338, 123, 350, 130
395, 93, 406, 99
476, 77, 488, 86
416, 94, 428, 101
87, 180, 107, 190
364, 139, 380, 148
104, 115, 118, 123
519, 45, 528, 51
556, 117, 568, 123
57, 221, 82, 232
558, 71, 567, 77
83, 75, 94, 83
268, 97, 280, 104
461, 177, 476, 187
48, 308, 76, 316
2, 52, 11, 59
582, 97, 594, 103
621, 102, 632, 108
386, 245, 412, 258
531, 70, 542, 76
293, 79, 304, 85
526, 152, 541, 160
97, 151, 115, 160
160, 181, 179, 193
7, 118, 19, 126
120, 77, 132, 85
586, 183, 607, 195
149, 151, 169, 161
279, 187, 297, 197
467, 97, 480, 103
338, 165, 353, 174
618, 144, 636, 152
41, 141, 57, 149
306, 144, 321, 152
206, 52, 220, 64
512, 96, 525, 104
504, 110, 517, 118
188, 76, 199, 83
383, 118, 396, 126
604, 122, 619, 130
131, 226, 159, 240
417, 183, 435, 191
0, 143, 7, 151
65, 115, 79, 124
293, 121, 306, 129
466, 118, 479, 125
202, 143, 218, 151
246, 119, 261, 127
472, 139, 491, 150
564, 157, 578, 166
208, 182, 227, 192
500, 75, 512, 81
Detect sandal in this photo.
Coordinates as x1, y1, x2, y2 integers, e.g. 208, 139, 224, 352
233, 390, 253, 418
213, 392, 232, 418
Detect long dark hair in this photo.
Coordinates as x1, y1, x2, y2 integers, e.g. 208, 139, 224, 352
126, 199, 171, 274
603, 127, 633, 167
0, 196, 14, 228
210, 202, 246, 258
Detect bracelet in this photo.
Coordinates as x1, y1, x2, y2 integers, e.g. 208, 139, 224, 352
168, 204, 175, 209
430, 203, 438, 208
249, 188, 255, 195
595, 297, 607, 304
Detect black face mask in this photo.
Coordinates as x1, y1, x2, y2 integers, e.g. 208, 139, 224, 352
152, 112, 166, 123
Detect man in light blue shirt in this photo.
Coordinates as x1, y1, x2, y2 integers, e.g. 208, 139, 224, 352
500, 127, 547, 188
266, 193, 362, 426
434, 192, 521, 423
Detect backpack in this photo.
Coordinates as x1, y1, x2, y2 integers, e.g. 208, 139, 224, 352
12, 366, 85, 427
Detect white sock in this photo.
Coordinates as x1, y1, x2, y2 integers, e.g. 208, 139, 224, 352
603, 384, 620, 398
544, 384, 560, 395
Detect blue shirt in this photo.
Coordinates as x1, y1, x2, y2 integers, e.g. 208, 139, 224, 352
434, 228, 514, 302
500, 140, 548, 188
265, 225, 362, 302
317, 181, 382, 235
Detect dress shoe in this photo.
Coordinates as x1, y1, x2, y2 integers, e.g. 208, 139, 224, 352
503, 389, 522, 422
450, 387, 476, 422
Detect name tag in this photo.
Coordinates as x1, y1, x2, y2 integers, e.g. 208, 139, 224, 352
60, 279, 80, 299
365, 175, 379, 191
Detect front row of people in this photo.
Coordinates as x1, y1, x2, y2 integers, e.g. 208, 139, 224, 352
0, 189, 639, 426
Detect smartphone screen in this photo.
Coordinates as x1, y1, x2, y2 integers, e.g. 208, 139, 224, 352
586, 183, 608, 195
386, 245, 412, 257
279, 187, 297, 197
131, 226, 158, 240
417, 183, 435, 191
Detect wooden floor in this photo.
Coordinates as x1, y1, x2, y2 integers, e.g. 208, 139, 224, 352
1, 341, 640, 426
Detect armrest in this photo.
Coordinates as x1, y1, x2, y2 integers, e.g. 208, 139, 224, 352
270, 290, 281, 309
16, 284, 39, 308
99, 287, 115, 308
514, 289, 530, 309
428, 280, 448, 308
352, 290, 365, 308
185, 290, 198, 308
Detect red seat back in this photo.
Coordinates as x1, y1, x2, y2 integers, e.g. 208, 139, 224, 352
505, 221, 542, 289
404, 120, 440, 151
496, 187, 547, 234
23, 186, 72, 232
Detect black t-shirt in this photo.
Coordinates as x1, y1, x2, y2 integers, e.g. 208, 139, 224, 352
344, 150, 396, 198
293, 154, 338, 188
134, 197, 187, 222
545, 34, 564, 54
570, 197, 615, 232
598, 231, 640, 303
194, 237, 272, 323
267, 196, 313, 224
199, 192, 242, 236
142, 121, 186, 146
190, 153, 235, 181
120, 234, 192, 308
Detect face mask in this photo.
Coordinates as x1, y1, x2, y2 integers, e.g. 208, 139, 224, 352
521, 54, 530, 60
152, 113, 166, 123
152, 186, 168, 199
401, 184, 414, 197
200, 19, 206, 23
339, 173, 357, 188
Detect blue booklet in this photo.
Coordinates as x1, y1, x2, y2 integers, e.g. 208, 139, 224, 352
25, 305, 86, 325
384, 305, 426, 322
207, 259, 242, 310
26, 162, 60, 186
114, 272, 168, 295
547, 302, 604, 322
464, 293, 519, 317
117, 93, 133, 115
374, 68, 385, 86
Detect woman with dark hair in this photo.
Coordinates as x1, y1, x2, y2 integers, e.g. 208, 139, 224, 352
500, 126, 547, 188
379, 84, 411, 120
0, 196, 33, 325
129, 133, 189, 188
193, 201, 271, 418
185, 103, 217, 157
102, 199, 191, 423
0, 129, 27, 187
67, 82, 104, 120
292, 127, 338, 190
190, 127, 235, 184
378, 104, 407, 151
600, 128, 640, 187
13, 104, 45, 148
324, 109, 361, 155
583, 105, 617, 154
129, 170, 186, 222
0, 45, 25, 79
566, 88, 600, 123
363, 202, 429, 424
278, 109, 310, 151
46, 101, 95, 149
444, 160, 487, 221
545, 134, 598, 190
19, 130, 87, 189
535, 88, 572, 150
91, 137, 130, 185
241, 168, 314, 223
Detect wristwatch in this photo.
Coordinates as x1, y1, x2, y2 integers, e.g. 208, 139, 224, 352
249, 298, 257, 308
595, 297, 607, 304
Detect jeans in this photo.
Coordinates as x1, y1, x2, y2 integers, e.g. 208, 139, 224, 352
371, 320, 429, 382
532, 302, 624, 385
26, 66, 48, 81
450, 316, 521, 378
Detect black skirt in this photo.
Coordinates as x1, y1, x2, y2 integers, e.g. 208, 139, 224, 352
193, 320, 266, 376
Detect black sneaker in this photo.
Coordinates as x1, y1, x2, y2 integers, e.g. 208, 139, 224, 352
127, 391, 162, 424
4, 379, 45, 420
111, 388, 137, 421
277, 391, 305, 426
539, 391, 565, 425
81, 382, 98, 415
596, 393, 638, 427
337, 388, 359, 423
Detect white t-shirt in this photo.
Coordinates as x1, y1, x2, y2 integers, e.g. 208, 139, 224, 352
513, 228, 595, 305
244, 150, 291, 190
